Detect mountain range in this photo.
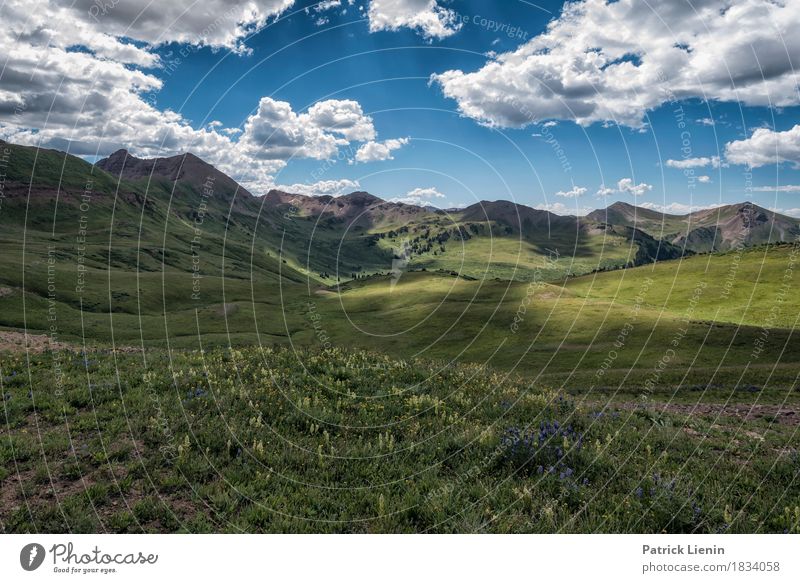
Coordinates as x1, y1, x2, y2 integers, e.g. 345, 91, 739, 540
587, 201, 799, 252
1, 139, 797, 286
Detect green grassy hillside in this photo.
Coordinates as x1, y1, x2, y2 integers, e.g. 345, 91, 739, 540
260, 192, 682, 283
308, 244, 800, 391
3, 211, 798, 395
1, 346, 797, 533
565, 243, 799, 326
391, 222, 650, 281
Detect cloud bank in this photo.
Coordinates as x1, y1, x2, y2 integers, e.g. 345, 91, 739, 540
432, 0, 800, 128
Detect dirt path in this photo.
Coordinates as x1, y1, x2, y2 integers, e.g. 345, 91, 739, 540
606, 401, 800, 427
0, 330, 140, 354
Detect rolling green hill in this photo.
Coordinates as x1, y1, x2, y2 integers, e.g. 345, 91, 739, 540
258, 190, 686, 282
306, 243, 800, 391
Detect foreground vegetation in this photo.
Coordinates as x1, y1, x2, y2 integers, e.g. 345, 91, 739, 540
1, 346, 798, 533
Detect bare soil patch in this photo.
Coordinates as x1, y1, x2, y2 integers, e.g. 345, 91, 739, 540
0, 331, 72, 353
613, 401, 800, 426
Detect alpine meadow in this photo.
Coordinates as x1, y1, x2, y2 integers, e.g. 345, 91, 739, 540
1, 0, 800, 543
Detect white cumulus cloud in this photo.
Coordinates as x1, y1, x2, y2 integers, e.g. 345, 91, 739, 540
665, 156, 722, 169
725, 125, 800, 168
275, 178, 360, 197
239, 98, 342, 161
311, 0, 342, 12
617, 178, 652, 197
555, 185, 587, 198
770, 207, 800, 218
353, 137, 410, 163
752, 185, 800, 192
62, 0, 295, 53
405, 187, 445, 199
432, 0, 800, 128
368, 0, 462, 40
534, 202, 592, 216
305, 99, 376, 142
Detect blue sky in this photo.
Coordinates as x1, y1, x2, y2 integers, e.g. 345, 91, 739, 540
2, 0, 799, 215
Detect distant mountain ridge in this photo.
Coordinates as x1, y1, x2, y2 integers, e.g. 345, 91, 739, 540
96, 149, 253, 200
587, 201, 800, 252
263, 189, 430, 229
